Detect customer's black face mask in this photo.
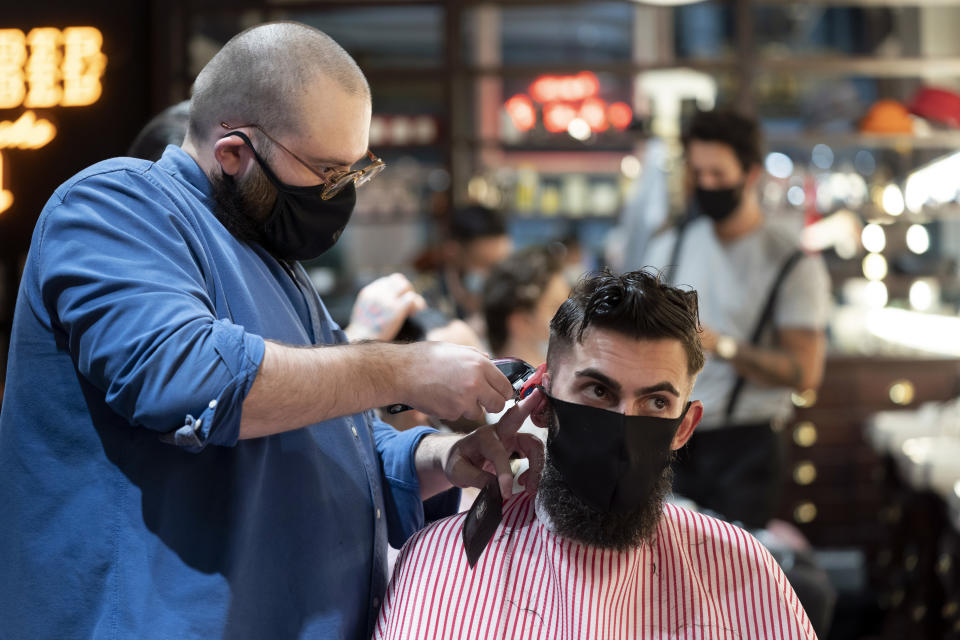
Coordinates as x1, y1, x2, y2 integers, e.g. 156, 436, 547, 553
545, 394, 690, 514
220, 131, 356, 261
694, 183, 743, 223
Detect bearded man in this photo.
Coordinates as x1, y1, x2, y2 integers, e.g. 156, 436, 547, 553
375, 270, 816, 639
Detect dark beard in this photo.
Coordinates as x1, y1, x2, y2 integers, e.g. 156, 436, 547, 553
538, 412, 674, 550
209, 166, 276, 247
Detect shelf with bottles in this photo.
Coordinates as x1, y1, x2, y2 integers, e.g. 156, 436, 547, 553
467, 166, 628, 219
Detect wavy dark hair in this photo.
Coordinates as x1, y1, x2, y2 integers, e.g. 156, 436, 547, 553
548, 268, 704, 375
482, 246, 564, 354
682, 108, 762, 172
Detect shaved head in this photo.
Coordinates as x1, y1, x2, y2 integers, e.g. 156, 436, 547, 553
188, 21, 370, 145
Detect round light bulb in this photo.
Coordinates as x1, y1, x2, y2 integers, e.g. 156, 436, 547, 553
862, 253, 888, 281
865, 281, 888, 308
906, 224, 930, 255
909, 280, 934, 311
567, 118, 591, 141
882, 184, 905, 216
861, 223, 886, 253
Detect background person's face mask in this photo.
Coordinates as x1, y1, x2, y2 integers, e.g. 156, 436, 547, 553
545, 394, 690, 513
693, 183, 743, 222
221, 131, 357, 261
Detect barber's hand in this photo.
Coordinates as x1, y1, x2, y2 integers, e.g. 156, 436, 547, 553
441, 389, 546, 501
397, 342, 514, 422
344, 273, 426, 342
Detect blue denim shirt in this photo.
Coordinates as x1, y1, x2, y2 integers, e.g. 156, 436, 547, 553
0, 146, 439, 639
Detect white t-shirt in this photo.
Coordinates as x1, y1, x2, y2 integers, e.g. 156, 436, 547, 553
639, 216, 831, 428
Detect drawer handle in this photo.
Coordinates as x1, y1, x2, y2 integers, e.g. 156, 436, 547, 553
889, 379, 916, 406
793, 422, 817, 447
793, 501, 817, 524
791, 389, 818, 408
793, 461, 817, 485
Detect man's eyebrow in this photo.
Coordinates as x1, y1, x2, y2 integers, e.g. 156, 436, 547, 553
575, 368, 622, 395
634, 381, 681, 397
574, 368, 679, 398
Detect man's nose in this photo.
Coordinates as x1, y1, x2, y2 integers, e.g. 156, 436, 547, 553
698, 176, 720, 190
619, 401, 641, 417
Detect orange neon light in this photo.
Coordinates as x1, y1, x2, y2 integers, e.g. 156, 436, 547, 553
579, 97, 608, 132
607, 102, 633, 130
61, 27, 106, 106
505, 94, 536, 132
0, 111, 57, 149
0, 26, 105, 216
0, 152, 12, 214
543, 102, 577, 133
0, 26, 105, 109
529, 71, 599, 105
0, 29, 27, 109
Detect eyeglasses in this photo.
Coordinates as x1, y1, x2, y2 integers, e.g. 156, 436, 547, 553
220, 121, 386, 200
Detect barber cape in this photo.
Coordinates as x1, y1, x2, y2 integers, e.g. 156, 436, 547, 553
375, 492, 816, 639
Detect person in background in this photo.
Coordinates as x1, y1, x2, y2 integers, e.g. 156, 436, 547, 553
482, 245, 570, 368
375, 270, 816, 639
633, 108, 831, 531
0, 22, 541, 639
127, 100, 190, 161
415, 205, 513, 326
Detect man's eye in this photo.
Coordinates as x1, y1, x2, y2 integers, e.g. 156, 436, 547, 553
589, 384, 607, 398
647, 396, 668, 411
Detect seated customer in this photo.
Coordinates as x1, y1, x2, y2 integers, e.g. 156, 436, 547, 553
375, 270, 815, 639
482, 245, 570, 367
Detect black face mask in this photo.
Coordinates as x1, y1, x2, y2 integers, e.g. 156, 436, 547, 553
220, 131, 356, 261
545, 394, 690, 514
694, 184, 743, 223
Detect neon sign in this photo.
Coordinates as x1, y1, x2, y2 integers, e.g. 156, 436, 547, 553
505, 71, 633, 137
0, 26, 106, 214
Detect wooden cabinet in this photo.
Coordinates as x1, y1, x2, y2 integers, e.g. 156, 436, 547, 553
777, 355, 960, 549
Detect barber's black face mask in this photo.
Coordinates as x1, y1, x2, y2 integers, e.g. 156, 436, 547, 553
220, 131, 356, 261
545, 394, 690, 514
694, 184, 743, 223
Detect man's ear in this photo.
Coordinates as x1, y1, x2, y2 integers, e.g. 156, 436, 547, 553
745, 163, 763, 189
530, 371, 551, 428
213, 134, 254, 177
670, 400, 703, 450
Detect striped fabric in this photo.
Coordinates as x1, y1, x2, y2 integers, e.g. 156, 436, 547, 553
375, 493, 816, 639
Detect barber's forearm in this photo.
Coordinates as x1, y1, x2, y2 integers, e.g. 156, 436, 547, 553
414, 433, 459, 500
728, 343, 805, 389
239, 340, 403, 439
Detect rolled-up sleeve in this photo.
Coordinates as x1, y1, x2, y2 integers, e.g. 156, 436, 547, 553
36, 170, 264, 451
370, 415, 457, 548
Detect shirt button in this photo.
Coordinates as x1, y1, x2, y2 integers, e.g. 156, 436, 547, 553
373, 597, 381, 608
351, 426, 359, 438
376, 508, 381, 520
208, 400, 217, 410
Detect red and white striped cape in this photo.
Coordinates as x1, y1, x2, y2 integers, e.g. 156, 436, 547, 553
375, 492, 816, 639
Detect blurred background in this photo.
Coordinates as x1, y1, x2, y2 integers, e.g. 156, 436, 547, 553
3, 1, 960, 638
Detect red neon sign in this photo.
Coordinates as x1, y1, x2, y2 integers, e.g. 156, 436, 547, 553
505, 71, 632, 136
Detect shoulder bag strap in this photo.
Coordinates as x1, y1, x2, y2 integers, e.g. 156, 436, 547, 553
723, 248, 805, 421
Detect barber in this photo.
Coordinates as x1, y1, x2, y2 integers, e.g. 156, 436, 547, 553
0, 22, 540, 640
